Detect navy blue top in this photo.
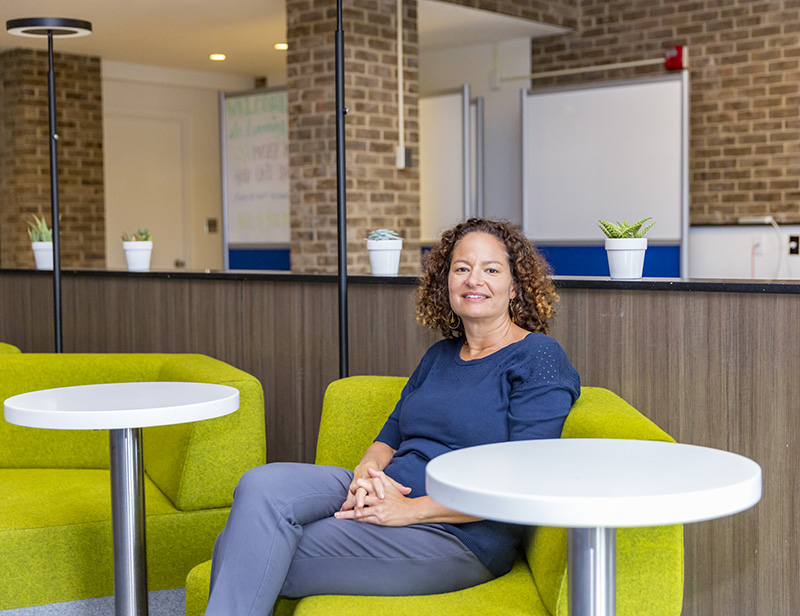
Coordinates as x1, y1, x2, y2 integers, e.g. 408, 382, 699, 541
375, 333, 581, 576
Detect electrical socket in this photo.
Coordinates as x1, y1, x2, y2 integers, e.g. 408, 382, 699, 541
789, 235, 800, 255
394, 146, 411, 170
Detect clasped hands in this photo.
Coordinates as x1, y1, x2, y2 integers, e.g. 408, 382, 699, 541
334, 467, 416, 526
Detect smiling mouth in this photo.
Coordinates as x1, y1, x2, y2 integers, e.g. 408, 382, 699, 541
463, 294, 488, 299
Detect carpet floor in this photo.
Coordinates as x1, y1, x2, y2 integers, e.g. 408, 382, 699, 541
0, 588, 185, 616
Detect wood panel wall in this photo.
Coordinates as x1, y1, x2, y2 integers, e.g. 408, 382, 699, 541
0, 272, 438, 462
0, 270, 797, 616
550, 289, 800, 616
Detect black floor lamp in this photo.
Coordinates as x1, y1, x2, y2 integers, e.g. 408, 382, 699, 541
6, 17, 93, 353
334, 0, 349, 378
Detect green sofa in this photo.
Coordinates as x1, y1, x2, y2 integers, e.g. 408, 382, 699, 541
185, 376, 683, 616
0, 353, 266, 610
0, 342, 21, 354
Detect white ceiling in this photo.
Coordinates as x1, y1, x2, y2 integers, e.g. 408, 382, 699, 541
0, 0, 568, 78
418, 1, 568, 51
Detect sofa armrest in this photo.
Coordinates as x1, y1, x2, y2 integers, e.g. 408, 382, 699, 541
524, 524, 683, 616
143, 355, 266, 511
524, 387, 683, 616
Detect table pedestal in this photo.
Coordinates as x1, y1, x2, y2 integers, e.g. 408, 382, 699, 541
109, 428, 149, 616
4, 381, 240, 616
568, 527, 616, 616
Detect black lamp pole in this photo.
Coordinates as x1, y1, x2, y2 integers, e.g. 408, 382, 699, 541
45, 30, 64, 353
334, 0, 349, 378
6, 18, 92, 353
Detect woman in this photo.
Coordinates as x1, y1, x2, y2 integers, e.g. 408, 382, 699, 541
205, 218, 580, 615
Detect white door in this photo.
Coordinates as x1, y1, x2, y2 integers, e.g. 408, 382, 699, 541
419, 85, 471, 244
104, 114, 188, 271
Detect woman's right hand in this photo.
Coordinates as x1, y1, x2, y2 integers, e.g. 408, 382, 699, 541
340, 464, 411, 517
338, 442, 401, 516
339, 461, 379, 513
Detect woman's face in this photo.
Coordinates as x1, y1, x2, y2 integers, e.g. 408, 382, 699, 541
447, 231, 516, 327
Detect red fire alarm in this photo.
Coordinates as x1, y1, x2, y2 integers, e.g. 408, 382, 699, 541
664, 46, 687, 70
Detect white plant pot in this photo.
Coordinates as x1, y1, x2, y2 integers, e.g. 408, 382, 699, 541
605, 238, 647, 279
123, 241, 153, 272
31, 241, 53, 271
367, 238, 403, 275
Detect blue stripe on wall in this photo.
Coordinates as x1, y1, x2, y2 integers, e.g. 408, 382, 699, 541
536, 245, 681, 278
229, 245, 679, 277
228, 248, 291, 271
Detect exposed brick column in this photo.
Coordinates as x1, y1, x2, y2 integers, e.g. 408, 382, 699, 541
530, 0, 800, 225
287, 0, 420, 274
0, 49, 105, 269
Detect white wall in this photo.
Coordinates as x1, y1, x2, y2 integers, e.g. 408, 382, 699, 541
689, 225, 800, 280
102, 61, 254, 271
420, 38, 531, 224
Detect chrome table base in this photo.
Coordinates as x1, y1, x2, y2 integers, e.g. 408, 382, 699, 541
109, 428, 149, 616
568, 527, 616, 616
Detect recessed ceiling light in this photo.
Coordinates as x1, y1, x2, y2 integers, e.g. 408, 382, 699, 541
209, 53, 226, 61
274, 43, 288, 51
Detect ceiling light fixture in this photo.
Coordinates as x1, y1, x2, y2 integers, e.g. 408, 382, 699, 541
6, 17, 92, 38
209, 53, 226, 61
274, 43, 288, 51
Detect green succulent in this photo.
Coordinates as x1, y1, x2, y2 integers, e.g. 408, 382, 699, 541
367, 229, 402, 241
598, 217, 655, 239
122, 228, 153, 242
26, 214, 53, 242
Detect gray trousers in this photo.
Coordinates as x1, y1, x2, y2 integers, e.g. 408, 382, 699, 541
204, 463, 494, 616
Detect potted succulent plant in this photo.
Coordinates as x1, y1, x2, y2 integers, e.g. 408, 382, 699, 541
121, 228, 153, 272
598, 217, 655, 279
26, 214, 53, 271
366, 229, 403, 275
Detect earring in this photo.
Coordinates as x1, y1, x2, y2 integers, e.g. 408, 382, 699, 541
448, 310, 461, 330
509, 298, 517, 324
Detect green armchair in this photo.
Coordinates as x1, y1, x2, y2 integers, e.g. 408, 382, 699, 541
185, 376, 683, 616
0, 353, 266, 610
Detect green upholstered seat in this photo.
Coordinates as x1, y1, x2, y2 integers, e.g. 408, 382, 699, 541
185, 376, 683, 616
0, 353, 265, 610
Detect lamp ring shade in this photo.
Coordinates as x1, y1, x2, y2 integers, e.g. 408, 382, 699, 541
6, 17, 92, 38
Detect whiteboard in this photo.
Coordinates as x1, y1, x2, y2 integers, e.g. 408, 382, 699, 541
522, 74, 687, 246
420, 86, 470, 243
220, 88, 289, 247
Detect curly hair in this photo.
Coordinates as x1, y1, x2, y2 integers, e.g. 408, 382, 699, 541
416, 218, 558, 337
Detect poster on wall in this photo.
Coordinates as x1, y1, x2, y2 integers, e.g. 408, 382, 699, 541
220, 88, 289, 260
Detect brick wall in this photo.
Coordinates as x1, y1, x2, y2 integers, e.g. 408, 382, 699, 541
287, 0, 421, 274
531, 0, 800, 224
287, 0, 579, 274
0, 49, 105, 268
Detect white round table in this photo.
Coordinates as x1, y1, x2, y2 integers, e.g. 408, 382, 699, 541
4, 382, 240, 616
426, 438, 762, 616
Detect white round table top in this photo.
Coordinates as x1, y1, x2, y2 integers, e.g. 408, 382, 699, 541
3, 382, 239, 430
426, 438, 762, 528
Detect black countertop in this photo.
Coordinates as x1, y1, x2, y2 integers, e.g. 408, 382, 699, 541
4, 268, 800, 294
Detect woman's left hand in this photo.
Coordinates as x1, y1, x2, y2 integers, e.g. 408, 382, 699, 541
334, 468, 418, 526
